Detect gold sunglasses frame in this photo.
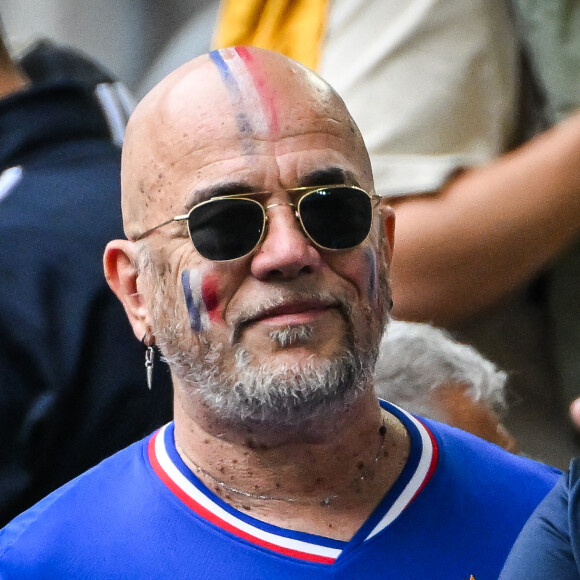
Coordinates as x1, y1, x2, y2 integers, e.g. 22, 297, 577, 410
135, 185, 380, 261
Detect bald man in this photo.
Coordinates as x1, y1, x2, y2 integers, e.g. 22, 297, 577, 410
0, 47, 559, 579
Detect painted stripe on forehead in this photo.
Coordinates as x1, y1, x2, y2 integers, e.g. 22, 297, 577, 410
209, 47, 278, 139
235, 46, 279, 134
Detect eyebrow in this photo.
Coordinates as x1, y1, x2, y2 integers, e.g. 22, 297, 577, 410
184, 182, 256, 210
183, 167, 360, 210
299, 168, 360, 188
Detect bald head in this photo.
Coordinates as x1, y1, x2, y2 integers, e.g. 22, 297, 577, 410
121, 46, 372, 240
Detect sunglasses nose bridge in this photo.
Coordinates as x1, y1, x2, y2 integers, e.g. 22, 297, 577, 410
264, 201, 301, 229
262, 200, 311, 244
264, 201, 297, 213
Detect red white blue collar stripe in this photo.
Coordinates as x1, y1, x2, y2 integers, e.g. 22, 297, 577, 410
147, 400, 438, 564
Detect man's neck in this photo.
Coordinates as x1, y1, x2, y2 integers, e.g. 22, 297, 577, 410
172, 390, 410, 540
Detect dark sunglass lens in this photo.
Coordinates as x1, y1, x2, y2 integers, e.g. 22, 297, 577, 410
299, 187, 372, 249
188, 199, 264, 260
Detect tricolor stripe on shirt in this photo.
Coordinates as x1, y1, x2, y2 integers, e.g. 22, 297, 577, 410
148, 401, 438, 564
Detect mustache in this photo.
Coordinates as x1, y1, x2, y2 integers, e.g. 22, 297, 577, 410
230, 290, 353, 345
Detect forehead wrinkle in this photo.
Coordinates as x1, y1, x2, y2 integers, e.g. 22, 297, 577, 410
182, 167, 362, 212
176, 120, 372, 214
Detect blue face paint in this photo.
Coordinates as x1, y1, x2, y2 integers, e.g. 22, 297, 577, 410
181, 269, 203, 332
364, 247, 378, 303
209, 50, 253, 139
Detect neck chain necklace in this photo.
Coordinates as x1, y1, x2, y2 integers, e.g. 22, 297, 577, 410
177, 417, 387, 508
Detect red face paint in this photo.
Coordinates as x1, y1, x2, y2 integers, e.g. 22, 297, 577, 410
201, 275, 221, 323
233, 46, 280, 135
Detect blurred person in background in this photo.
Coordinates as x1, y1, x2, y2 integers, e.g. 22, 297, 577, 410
0, 21, 172, 526
375, 319, 517, 452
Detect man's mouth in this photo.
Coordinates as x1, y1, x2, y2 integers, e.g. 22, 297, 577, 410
245, 301, 337, 328
230, 293, 350, 345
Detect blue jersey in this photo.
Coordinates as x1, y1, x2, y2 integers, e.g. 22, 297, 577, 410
0, 401, 559, 579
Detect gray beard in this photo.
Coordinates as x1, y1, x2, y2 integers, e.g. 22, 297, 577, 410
152, 291, 380, 426
166, 323, 373, 427
156, 308, 376, 427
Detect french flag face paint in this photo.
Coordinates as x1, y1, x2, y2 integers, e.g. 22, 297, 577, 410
182, 269, 210, 333
209, 47, 279, 151
182, 270, 223, 333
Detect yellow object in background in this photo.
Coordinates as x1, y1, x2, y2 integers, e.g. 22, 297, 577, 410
213, 0, 328, 71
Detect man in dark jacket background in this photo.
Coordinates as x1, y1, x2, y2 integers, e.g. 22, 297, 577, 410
0, 19, 172, 526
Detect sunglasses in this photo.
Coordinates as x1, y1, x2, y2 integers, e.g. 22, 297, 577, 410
135, 185, 380, 262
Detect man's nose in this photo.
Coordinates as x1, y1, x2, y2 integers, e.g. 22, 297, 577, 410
250, 204, 322, 280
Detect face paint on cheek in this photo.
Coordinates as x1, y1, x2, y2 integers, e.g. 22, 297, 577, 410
363, 247, 379, 304
209, 47, 279, 150
201, 274, 222, 323
181, 269, 210, 332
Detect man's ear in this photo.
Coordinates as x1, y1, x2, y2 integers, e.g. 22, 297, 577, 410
103, 240, 151, 341
379, 199, 395, 263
